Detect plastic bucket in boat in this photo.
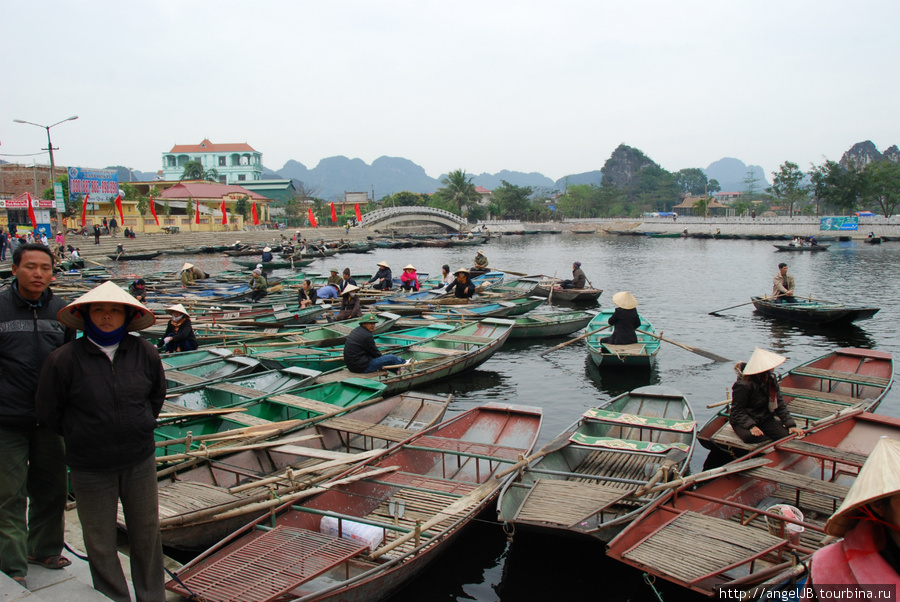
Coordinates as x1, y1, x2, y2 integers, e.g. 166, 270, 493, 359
765, 504, 805, 544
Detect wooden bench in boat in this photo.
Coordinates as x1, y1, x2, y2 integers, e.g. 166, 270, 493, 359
710, 423, 763, 452
512, 478, 629, 527
436, 334, 496, 344
209, 382, 271, 398
165, 371, 208, 387
223, 413, 272, 427
583, 408, 695, 433
781, 386, 868, 406
744, 466, 849, 501
601, 343, 646, 356
403, 435, 527, 463
569, 433, 690, 454
620, 510, 787, 586
161, 401, 188, 414
789, 366, 890, 389
778, 440, 867, 467
267, 394, 342, 415
408, 345, 466, 356
318, 416, 417, 443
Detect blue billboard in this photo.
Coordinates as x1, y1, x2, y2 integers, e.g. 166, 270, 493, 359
67, 167, 119, 205
819, 216, 859, 231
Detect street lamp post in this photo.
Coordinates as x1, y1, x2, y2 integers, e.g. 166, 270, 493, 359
13, 115, 78, 235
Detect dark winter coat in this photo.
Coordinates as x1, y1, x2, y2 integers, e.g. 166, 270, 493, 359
445, 279, 476, 299
343, 325, 380, 373
606, 307, 640, 344
163, 317, 196, 348
729, 373, 796, 432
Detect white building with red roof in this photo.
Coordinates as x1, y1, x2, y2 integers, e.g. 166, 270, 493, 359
161, 139, 263, 184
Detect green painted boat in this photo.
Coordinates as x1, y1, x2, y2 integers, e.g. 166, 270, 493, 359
160, 348, 233, 370
220, 313, 401, 351
165, 356, 264, 391
165, 366, 322, 411
585, 310, 661, 368
232, 258, 315, 269
504, 296, 546, 316
155, 378, 388, 453
509, 310, 594, 339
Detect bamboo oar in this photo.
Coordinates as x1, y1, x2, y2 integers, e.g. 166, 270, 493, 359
538, 324, 610, 357
157, 407, 248, 419
706, 399, 731, 409
547, 270, 557, 304
494, 430, 574, 478
156, 434, 320, 463
494, 267, 527, 277
636, 329, 730, 363
228, 448, 383, 494
635, 457, 771, 497
708, 300, 755, 315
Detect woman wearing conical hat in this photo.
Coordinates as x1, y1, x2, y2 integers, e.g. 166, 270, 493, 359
599, 292, 641, 346
399, 264, 420, 292
729, 348, 803, 444
809, 437, 900, 590
35, 281, 166, 601
161, 304, 198, 353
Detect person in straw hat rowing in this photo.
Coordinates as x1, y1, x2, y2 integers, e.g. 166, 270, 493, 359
599, 291, 640, 345
809, 436, 900, 590
35, 281, 166, 601
161, 304, 198, 352
729, 347, 803, 444
367, 261, 393, 291
444, 268, 476, 299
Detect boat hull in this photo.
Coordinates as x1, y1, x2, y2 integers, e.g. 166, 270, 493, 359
751, 296, 880, 325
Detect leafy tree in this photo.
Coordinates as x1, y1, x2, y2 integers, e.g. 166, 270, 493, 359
181, 160, 220, 182
235, 195, 250, 220
743, 169, 763, 205
41, 175, 73, 216
809, 160, 864, 215
136, 197, 148, 216
768, 161, 809, 218
491, 181, 534, 220
381, 191, 430, 207
707, 179, 721, 194
435, 169, 480, 216
163, 201, 171, 217
732, 200, 751, 217
694, 197, 709, 218
863, 160, 900, 217
466, 205, 487, 223
674, 168, 708, 196
186, 200, 194, 221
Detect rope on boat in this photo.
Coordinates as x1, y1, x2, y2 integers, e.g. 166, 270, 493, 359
166, 566, 208, 602
643, 573, 665, 602
502, 521, 515, 542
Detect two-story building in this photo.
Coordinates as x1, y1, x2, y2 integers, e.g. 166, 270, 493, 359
161, 139, 263, 184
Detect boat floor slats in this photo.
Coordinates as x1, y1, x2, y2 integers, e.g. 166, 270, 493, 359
225, 414, 273, 427
777, 440, 867, 466
408, 345, 466, 356
177, 526, 368, 602
621, 511, 786, 584
406, 436, 527, 462
514, 479, 627, 526
161, 401, 188, 414
319, 416, 415, 442
209, 382, 267, 397
267, 394, 340, 415
380, 472, 479, 496
157, 482, 244, 519
327, 324, 353, 335
573, 449, 660, 489
744, 467, 849, 499
165, 371, 208, 386
789, 366, 890, 388
437, 334, 495, 344
784, 397, 850, 420
781, 386, 866, 406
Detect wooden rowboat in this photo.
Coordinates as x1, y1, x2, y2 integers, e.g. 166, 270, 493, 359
218, 313, 401, 351
533, 278, 603, 303
165, 366, 321, 412
698, 347, 893, 457
497, 385, 695, 542
585, 310, 661, 369
772, 244, 830, 252
750, 295, 880, 325
232, 258, 315, 269
165, 356, 265, 392
165, 402, 542, 601
106, 251, 162, 261
508, 311, 594, 339
607, 410, 900, 597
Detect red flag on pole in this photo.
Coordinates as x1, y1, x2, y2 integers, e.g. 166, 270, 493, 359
148, 197, 159, 226
330, 202, 337, 223
114, 194, 125, 226
220, 198, 228, 225
354, 204, 362, 222
81, 194, 90, 227
251, 201, 259, 226
308, 208, 318, 228
195, 198, 200, 225
26, 193, 37, 230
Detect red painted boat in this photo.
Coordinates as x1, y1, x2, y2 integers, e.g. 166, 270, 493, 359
607, 410, 900, 597
698, 347, 893, 456
166, 402, 542, 602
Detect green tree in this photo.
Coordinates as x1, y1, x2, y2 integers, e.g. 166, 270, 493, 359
41, 175, 72, 216
435, 169, 480, 216
809, 160, 864, 215
186, 199, 194, 221
235, 195, 250, 220
768, 161, 809, 218
163, 201, 171, 217
136, 197, 148, 216
732, 200, 750, 217
743, 169, 763, 205
466, 205, 487, 223
674, 168, 708, 196
181, 160, 220, 182
863, 160, 900, 217
693, 197, 709, 217
491, 181, 534, 220
707, 179, 721, 194
381, 191, 430, 207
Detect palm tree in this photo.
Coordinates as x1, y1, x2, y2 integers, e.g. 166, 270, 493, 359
181, 161, 220, 182
438, 169, 480, 216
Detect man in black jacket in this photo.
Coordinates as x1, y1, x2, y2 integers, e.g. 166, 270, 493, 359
343, 314, 406, 373
0, 243, 74, 585
444, 268, 476, 299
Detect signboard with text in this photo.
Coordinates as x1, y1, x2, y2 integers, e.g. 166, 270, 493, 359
68, 167, 118, 204
54, 182, 65, 213
820, 216, 859, 231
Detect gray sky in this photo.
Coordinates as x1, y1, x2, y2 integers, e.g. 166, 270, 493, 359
2, 1, 897, 182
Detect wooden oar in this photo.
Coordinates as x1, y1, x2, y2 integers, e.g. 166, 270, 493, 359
155, 434, 320, 463
708, 300, 755, 316
80, 256, 107, 268
157, 407, 248, 419
636, 457, 771, 496
706, 399, 731, 409
494, 267, 527, 277
494, 430, 574, 478
637, 329, 730, 363
538, 324, 610, 357
547, 270, 557, 304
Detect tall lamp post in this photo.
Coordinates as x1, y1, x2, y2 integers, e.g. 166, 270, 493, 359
13, 115, 79, 235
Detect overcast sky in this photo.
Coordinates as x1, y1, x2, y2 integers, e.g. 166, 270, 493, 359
2, 1, 897, 182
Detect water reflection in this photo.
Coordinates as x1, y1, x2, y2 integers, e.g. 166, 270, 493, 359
583, 355, 660, 398
755, 315, 876, 350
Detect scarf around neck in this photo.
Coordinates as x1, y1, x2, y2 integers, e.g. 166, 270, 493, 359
81, 308, 132, 346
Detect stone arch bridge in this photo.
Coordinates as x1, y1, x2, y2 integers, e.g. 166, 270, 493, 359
359, 206, 467, 231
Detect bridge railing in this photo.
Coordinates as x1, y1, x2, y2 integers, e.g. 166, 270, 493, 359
360, 206, 467, 227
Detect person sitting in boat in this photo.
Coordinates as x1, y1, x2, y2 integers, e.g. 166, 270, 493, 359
367, 261, 393, 291
808, 235, 818, 246
773, 262, 796, 303
161, 304, 198, 353
400, 264, 420, 292
728, 347, 803, 444
316, 283, 341, 302
327, 268, 342, 287
260, 246, 274, 263
179, 263, 207, 287
339, 268, 357, 292
298, 279, 316, 308
343, 314, 408, 373
599, 292, 640, 345
115, 244, 125, 256
231, 240, 244, 251
70, 247, 80, 259
248, 268, 267, 303
473, 249, 489, 270
809, 437, 900, 593
444, 268, 476, 299
334, 284, 363, 322
436, 264, 454, 290
868, 231, 876, 239
561, 261, 586, 290
128, 278, 147, 303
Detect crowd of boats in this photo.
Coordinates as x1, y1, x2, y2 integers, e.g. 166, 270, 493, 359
11, 237, 895, 601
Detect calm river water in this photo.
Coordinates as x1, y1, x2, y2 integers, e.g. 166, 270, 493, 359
110, 234, 900, 601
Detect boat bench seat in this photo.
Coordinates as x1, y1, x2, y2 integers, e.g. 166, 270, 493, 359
437, 334, 496, 344
160, 401, 188, 414
601, 343, 646, 356
165, 371, 208, 386
267, 394, 341, 415
789, 367, 890, 388
710, 423, 765, 452
223, 413, 272, 427
583, 408, 695, 433
781, 386, 865, 406
209, 383, 269, 398
569, 433, 691, 454
320, 416, 416, 442
409, 345, 465, 356
744, 466, 850, 500
404, 435, 526, 463
777, 439, 867, 467
513, 478, 629, 527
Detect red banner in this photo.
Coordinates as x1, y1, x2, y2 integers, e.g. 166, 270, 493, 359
114, 194, 125, 226
148, 197, 159, 226
195, 198, 200, 225
26, 193, 37, 230
330, 202, 337, 223
220, 198, 228, 225
308, 208, 317, 228
251, 202, 259, 226
354, 204, 362, 222
81, 194, 90, 227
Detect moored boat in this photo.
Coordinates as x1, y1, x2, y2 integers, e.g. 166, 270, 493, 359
106, 251, 162, 261
509, 310, 594, 339
232, 258, 315, 269
585, 310, 661, 368
773, 244, 830, 252
751, 295, 880, 325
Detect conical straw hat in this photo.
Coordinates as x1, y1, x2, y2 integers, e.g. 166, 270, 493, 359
742, 347, 786, 375
612, 291, 638, 310
342, 284, 360, 295
263, 246, 271, 252
166, 304, 190, 317
404, 264, 415, 270
57, 281, 156, 331
377, 261, 390, 268
181, 263, 194, 271
825, 437, 900, 536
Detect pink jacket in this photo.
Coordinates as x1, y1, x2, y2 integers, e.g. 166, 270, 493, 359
811, 520, 900, 589
400, 270, 419, 291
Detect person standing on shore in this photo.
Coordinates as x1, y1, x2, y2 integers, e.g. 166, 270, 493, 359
772, 262, 796, 303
